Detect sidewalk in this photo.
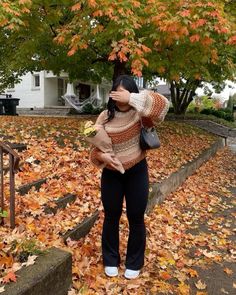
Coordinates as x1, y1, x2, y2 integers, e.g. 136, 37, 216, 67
145, 146, 236, 295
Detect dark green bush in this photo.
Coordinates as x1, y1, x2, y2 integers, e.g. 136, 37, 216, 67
82, 103, 104, 115
200, 108, 234, 121
82, 103, 94, 114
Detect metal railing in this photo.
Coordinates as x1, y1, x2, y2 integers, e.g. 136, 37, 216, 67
0, 142, 20, 228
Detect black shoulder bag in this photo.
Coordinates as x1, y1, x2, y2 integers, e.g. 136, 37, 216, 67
140, 118, 161, 150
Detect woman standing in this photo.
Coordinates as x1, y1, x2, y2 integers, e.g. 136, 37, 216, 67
90, 75, 169, 279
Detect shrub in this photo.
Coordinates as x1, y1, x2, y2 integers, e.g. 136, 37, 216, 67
186, 96, 215, 113
187, 101, 197, 113
200, 108, 234, 121
201, 96, 215, 109
82, 102, 105, 115
187, 95, 225, 114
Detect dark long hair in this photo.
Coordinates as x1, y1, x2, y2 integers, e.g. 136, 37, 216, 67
107, 75, 139, 122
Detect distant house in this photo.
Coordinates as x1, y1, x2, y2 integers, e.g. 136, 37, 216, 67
4, 70, 111, 109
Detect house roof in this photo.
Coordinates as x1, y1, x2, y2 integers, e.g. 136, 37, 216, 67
153, 84, 171, 99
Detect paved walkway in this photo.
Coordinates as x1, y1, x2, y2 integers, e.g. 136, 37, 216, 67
185, 186, 236, 295
227, 137, 236, 154
150, 147, 236, 295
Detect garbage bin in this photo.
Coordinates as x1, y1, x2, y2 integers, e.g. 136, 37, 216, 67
0, 98, 20, 115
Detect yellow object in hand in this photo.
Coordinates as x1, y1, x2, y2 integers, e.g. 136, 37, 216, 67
83, 121, 97, 137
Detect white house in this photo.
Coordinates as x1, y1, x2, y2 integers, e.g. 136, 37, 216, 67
3, 70, 112, 110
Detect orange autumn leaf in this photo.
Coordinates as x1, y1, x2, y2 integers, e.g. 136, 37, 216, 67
194, 73, 201, 80
2, 271, 17, 283
71, 3, 81, 11
118, 51, 128, 62
180, 10, 191, 17
226, 35, 236, 45
187, 268, 198, 278
56, 36, 65, 44
178, 282, 190, 295
88, 0, 97, 7
224, 268, 233, 275
108, 52, 117, 61
190, 19, 206, 29
141, 44, 151, 53
190, 34, 200, 43
67, 47, 77, 56
201, 36, 213, 46
160, 271, 172, 280
92, 10, 103, 17
0, 256, 14, 268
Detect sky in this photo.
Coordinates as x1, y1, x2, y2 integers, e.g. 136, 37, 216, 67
196, 80, 236, 101
155, 78, 236, 102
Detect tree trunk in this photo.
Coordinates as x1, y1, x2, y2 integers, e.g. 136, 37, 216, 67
170, 79, 201, 115
112, 61, 129, 82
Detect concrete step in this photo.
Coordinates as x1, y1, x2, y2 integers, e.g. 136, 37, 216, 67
9, 143, 27, 152
62, 210, 99, 243
17, 107, 72, 116
43, 193, 77, 215
3, 247, 72, 295
17, 178, 47, 195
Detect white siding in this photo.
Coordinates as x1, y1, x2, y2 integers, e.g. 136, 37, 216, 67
44, 77, 58, 106
5, 71, 44, 108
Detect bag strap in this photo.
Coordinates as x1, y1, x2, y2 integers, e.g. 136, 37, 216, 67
139, 115, 146, 128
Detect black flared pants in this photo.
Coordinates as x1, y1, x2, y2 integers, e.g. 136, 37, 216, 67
101, 158, 149, 270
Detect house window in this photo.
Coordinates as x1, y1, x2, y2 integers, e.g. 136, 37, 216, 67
32, 74, 40, 88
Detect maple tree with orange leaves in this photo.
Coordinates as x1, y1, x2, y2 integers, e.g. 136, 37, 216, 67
0, 0, 236, 113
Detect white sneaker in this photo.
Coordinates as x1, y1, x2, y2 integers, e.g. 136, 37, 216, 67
124, 269, 140, 279
105, 266, 118, 277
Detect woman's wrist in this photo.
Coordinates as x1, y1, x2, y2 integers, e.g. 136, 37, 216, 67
96, 151, 105, 162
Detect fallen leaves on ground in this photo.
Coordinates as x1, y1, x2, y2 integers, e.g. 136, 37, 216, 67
0, 116, 234, 294
64, 147, 235, 294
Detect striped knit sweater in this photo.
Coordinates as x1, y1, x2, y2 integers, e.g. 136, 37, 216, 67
90, 90, 170, 171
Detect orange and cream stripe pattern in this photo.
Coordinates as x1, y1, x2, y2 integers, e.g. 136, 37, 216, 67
129, 90, 169, 122
90, 90, 169, 171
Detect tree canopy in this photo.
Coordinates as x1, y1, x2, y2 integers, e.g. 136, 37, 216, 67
0, 0, 236, 113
